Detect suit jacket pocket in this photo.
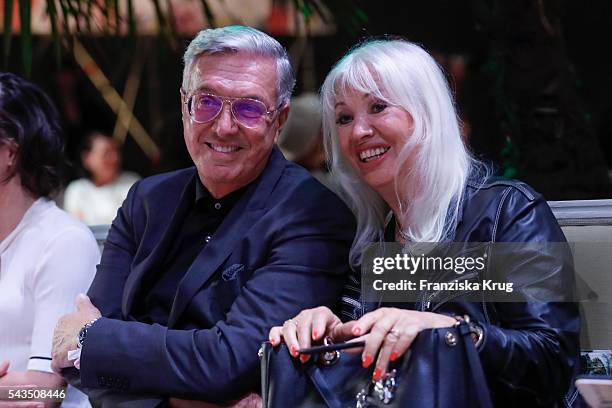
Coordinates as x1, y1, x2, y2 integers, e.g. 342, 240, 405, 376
221, 263, 245, 281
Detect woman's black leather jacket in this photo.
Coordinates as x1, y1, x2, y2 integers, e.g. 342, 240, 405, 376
343, 178, 580, 407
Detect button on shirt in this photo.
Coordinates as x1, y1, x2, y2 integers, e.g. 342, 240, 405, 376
134, 178, 246, 325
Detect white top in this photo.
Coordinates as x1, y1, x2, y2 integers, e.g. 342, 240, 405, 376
64, 172, 140, 225
0, 198, 100, 373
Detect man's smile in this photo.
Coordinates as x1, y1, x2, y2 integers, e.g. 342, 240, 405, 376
205, 142, 242, 153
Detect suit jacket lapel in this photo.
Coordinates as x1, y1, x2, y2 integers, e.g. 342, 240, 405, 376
167, 148, 287, 328
122, 171, 197, 318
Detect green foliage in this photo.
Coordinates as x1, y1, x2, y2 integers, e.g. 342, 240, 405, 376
2, 0, 366, 77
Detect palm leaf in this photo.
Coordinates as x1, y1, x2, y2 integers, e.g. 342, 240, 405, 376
85, 0, 92, 32
150, 0, 166, 36
58, 0, 72, 45
200, 0, 216, 27
127, 0, 135, 38
3, 0, 14, 69
309, 0, 367, 35
18, 0, 32, 77
46, 0, 62, 67
164, 0, 177, 36
75, 0, 84, 32
64, 0, 81, 33
3, 0, 365, 75
103, 0, 111, 34
113, 0, 120, 35
307, 0, 331, 24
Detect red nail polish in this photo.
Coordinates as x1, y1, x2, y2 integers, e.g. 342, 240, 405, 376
373, 368, 382, 381
312, 330, 318, 339
362, 354, 373, 368
290, 345, 298, 357
300, 354, 310, 363
270, 338, 277, 346
353, 327, 362, 336
390, 352, 398, 361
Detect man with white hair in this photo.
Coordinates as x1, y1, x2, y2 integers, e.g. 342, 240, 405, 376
52, 25, 354, 407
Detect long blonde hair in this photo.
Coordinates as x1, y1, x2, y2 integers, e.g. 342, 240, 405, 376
321, 39, 485, 268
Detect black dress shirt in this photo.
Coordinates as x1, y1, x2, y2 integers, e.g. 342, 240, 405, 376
134, 178, 246, 325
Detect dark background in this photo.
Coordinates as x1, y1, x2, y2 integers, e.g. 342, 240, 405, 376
4, 0, 611, 200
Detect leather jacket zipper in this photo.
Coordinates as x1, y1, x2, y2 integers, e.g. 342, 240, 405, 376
421, 271, 480, 311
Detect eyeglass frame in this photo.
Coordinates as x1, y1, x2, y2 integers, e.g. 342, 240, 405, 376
180, 89, 283, 128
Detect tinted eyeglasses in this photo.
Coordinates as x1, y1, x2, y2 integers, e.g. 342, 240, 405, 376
182, 91, 279, 128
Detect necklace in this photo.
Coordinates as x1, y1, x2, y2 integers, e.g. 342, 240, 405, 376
395, 218, 410, 242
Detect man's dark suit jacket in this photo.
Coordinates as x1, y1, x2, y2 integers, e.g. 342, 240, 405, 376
71, 147, 355, 404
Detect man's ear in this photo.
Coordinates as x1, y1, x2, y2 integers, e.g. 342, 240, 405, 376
274, 103, 290, 143
180, 90, 187, 116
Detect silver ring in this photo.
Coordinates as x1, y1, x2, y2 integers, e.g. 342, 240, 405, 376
387, 329, 400, 339
286, 319, 298, 327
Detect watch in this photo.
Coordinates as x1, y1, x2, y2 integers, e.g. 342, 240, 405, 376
77, 318, 101, 349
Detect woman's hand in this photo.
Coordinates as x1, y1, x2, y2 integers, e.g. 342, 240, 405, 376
0, 361, 65, 407
351, 308, 455, 380
0, 361, 8, 378
268, 307, 356, 363
268, 307, 454, 378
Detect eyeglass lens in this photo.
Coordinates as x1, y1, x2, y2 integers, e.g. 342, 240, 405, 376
191, 94, 268, 127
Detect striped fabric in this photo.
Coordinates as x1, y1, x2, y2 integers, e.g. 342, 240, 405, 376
340, 271, 364, 322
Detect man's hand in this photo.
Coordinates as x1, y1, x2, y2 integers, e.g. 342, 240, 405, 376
51, 294, 101, 373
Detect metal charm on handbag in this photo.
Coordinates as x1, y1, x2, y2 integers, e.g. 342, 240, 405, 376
356, 369, 398, 407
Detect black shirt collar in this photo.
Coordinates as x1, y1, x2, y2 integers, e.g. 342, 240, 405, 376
194, 177, 248, 215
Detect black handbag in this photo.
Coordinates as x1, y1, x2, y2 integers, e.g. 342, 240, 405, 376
260, 320, 493, 408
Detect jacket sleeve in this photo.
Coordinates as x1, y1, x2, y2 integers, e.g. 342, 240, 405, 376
79, 184, 355, 402
63, 181, 167, 406
87, 180, 141, 319
477, 188, 580, 405
63, 367, 163, 408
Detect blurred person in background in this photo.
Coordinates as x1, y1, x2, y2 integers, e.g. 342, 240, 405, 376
277, 92, 330, 187
0, 72, 99, 406
63, 131, 139, 225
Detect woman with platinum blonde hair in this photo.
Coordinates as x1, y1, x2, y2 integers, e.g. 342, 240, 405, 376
270, 38, 578, 407
321, 38, 479, 268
